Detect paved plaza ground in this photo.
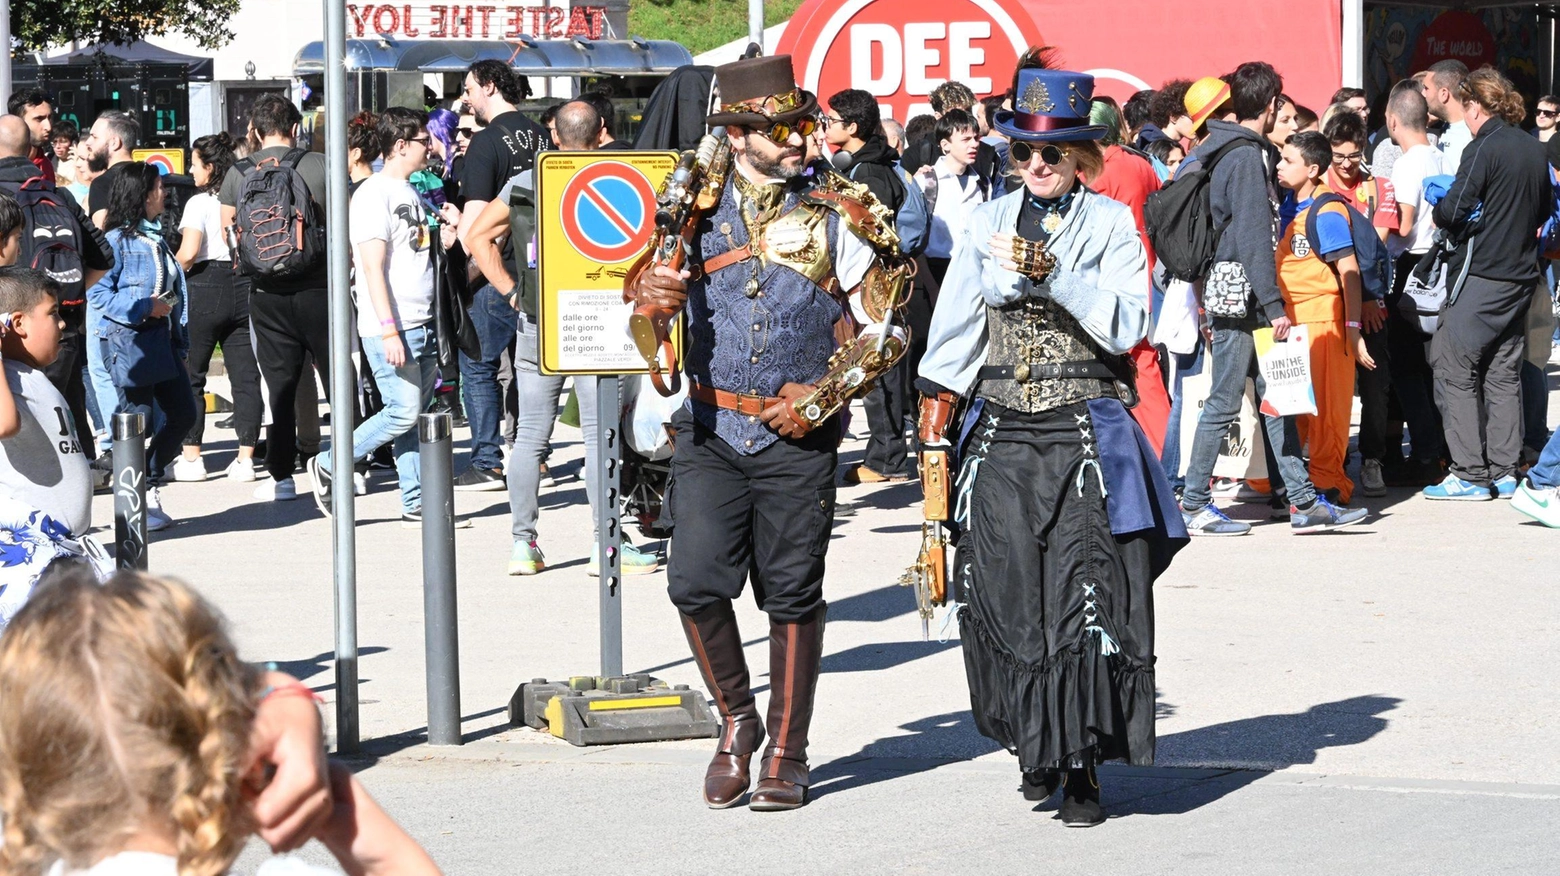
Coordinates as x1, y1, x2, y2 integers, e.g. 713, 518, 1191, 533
113, 372, 1559, 874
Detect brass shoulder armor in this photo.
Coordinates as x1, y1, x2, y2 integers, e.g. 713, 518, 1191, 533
804, 171, 903, 256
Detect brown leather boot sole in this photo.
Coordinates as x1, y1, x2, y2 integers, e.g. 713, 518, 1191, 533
748, 777, 808, 811
703, 753, 753, 809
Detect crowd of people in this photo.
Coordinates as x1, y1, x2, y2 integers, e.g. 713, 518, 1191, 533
0, 35, 1557, 852
827, 58, 1560, 534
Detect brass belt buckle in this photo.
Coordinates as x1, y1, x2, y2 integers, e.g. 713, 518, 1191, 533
1013, 363, 1031, 383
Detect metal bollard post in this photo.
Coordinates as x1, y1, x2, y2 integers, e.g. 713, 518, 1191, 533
112, 412, 148, 570
418, 412, 462, 746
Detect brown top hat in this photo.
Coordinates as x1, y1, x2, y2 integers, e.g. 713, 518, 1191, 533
706, 55, 819, 127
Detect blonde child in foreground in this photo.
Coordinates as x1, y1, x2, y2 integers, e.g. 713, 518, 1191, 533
0, 567, 443, 876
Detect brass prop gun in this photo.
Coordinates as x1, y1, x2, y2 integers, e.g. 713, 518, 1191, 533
898, 449, 952, 640
624, 133, 732, 397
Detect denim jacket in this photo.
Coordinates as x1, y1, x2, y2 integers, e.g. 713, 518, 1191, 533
918, 186, 1150, 397
88, 228, 189, 352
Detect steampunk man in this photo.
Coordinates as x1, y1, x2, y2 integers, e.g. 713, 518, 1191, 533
628, 54, 911, 811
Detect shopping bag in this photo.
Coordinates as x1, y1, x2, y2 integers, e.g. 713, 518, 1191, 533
1253, 325, 1317, 417
1176, 367, 1268, 481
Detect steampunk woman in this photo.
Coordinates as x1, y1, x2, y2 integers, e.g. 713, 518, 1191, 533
916, 67, 1188, 827
629, 54, 911, 811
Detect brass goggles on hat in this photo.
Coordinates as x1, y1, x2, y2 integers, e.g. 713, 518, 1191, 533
1011, 141, 1071, 166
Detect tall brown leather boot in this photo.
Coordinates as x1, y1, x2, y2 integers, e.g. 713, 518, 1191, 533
680, 603, 764, 808
749, 604, 826, 811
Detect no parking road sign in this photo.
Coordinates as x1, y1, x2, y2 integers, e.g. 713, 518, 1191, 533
537, 151, 679, 376
559, 161, 659, 264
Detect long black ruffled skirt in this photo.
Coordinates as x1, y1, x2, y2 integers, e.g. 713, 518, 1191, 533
955, 400, 1170, 769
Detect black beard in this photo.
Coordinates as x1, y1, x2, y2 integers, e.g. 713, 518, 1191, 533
745, 146, 802, 181
86, 150, 108, 173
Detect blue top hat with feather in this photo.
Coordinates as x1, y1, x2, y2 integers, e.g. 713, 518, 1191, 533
992, 69, 1109, 142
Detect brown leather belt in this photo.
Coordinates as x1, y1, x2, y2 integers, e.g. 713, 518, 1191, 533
689, 382, 779, 417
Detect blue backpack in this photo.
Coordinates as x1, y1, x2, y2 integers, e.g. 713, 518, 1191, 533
1305, 191, 1392, 303
852, 162, 930, 258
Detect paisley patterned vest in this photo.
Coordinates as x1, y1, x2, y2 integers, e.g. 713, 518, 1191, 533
685, 173, 847, 455
976, 296, 1119, 413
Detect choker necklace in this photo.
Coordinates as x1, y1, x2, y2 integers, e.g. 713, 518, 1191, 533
1028, 187, 1078, 234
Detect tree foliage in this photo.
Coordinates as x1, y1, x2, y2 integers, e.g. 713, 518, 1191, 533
9, 0, 242, 51
628, 0, 803, 57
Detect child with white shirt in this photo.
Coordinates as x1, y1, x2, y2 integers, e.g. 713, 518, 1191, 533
913, 108, 989, 284
0, 567, 441, 876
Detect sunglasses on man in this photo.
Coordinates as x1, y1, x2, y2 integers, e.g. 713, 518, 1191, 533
755, 116, 818, 144
1010, 141, 1071, 166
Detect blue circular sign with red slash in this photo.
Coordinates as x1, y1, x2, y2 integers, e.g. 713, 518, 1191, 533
558, 161, 657, 264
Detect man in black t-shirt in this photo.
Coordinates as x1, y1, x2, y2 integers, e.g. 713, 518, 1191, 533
455, 60, 546, 491
82, 111, 140, 230
217, 94, 335, 498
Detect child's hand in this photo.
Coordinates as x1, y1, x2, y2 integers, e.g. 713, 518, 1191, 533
247, 673, 332, 852
1350, 328, 1376, 370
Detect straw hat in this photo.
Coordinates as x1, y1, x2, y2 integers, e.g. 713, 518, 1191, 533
1184, 77, 1232, 131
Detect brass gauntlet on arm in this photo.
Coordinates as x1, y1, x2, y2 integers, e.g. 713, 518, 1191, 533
785, 328, 908, 433
898, 390, 959, 637
1010, 235, 1058, 283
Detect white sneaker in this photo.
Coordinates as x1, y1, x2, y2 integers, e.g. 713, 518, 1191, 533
226, 457, 259, 483
255, 477, 297, 502
353, 472, 368, 497
169, 456, 207, 482
145, 487, 174, 532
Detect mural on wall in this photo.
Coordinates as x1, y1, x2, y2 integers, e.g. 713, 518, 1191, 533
1366, 6, 1541, 106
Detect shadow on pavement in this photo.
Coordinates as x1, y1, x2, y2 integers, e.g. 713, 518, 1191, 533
273, 648, 390, 686
809, 710, 1002, 800
1111, 693, 1401, 817
350, 706, 512, 765
828, 583, 918, 624
821, 640, 959, 673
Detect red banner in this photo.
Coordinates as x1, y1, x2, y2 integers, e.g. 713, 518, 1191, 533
778, 0, 1343, 122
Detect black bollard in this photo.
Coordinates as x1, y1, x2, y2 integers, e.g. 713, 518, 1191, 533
112, 412, 148, 570
418, 412, 462, 746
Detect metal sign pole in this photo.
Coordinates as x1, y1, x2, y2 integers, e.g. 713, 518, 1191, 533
0, 0, 12, 100
324, 0, 360, 753
596, 375, 623, 677
748, 0, 764, 50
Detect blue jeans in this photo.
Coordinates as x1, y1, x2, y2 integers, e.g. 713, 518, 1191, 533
458, 284, 519, 472
1530, 427, 1560, 488
119, 361, 198, 487
320, 325, 437, 513
86, 306, 123, 454
1181, 322, 1317, 511
1161, 344, 1204, 492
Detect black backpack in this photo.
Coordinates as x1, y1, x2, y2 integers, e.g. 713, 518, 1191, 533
1143, 139, 1258, 283
4, 176, 87, 305
233, 148, 324, 280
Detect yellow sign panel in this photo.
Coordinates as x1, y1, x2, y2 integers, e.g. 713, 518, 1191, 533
132, 149, 185, 175
536, 150, 680, 376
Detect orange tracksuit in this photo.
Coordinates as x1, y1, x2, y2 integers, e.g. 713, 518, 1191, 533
1277, 192, 1357, 505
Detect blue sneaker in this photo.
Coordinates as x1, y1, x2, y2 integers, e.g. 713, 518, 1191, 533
1492, 476, 1518, 499
1180, 502, 1251, 536
1422, 474, 1493, 501
587, 541, 661, 576
1290, 496, 1368, 533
